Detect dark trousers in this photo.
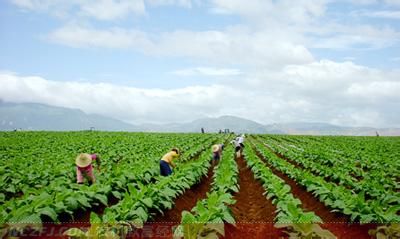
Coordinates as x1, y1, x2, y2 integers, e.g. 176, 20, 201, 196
160, 160, 172, 176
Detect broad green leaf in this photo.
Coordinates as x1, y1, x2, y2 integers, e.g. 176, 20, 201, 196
94, 194, 108, 206
173, 225, 184, 239
181, 211, 197, 224
222, 210, 235, 224
104, 230, 120, 239
131, 218, 144, 229
76, 195, 91, 208
205, 223, 225, 237
90, 212, 102, 224
39, 207, 58, 222
66, 197, 79, 210
141, 198, 153, 208
111, 191, 122, 199
63, 228, 87, 239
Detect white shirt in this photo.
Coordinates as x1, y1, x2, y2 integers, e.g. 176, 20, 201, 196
231, 140, 241, 147
237, 136, 244, 144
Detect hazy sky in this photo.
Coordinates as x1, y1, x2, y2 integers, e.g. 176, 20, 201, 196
0, 0, 399, 127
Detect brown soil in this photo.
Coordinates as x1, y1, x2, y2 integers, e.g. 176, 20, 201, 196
150, 138, 231, 224
8, 150, 212, 239
118, 164, 217, 239
251, 141, 377, 239
151, 164, 215, 223
224, 155, 285, 239
262, 138, 363, 185
5, 141, 379, 239
11, 195, 121, 239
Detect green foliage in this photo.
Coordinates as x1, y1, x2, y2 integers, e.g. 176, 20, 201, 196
0, 131, 224, 234
176, 142, 238, 239
368, 224, 400, 239
244, 145, 322, 224
252, 135, 400, 223
275, 223, 336, 239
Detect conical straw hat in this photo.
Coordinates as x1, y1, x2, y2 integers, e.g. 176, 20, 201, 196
75, 153, 92, 168
212, 144, 220, 153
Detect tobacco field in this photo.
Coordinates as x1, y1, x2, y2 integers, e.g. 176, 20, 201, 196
0, 131, 399, 239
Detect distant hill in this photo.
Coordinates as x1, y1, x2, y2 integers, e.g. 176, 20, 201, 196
142, 115, 268, 133
1, 101, 399, 135
265, 122, 400, 136
0, 102, 137, 131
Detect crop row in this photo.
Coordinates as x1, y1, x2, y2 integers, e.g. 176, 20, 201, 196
262, 135, 400, 191
174, 141, 239, 238
97, 142, 214, 224
243, 144, 336, 238
258, 135, 400, 209
250, 138, 400, 223
244, 145, 321, 223
68, 137, 228, 238
0, 133, 223, 234
0, 132, 216, 202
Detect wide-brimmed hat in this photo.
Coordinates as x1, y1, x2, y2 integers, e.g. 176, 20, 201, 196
171, 148, 180, 155
212, 144, 220, 153
75, 153, 92, 167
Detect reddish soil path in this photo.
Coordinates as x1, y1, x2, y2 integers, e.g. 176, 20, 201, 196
120, 164, 217, 239
250, 140, 377, 239
151, 164, 215, 223
8, 147, 214, 239
224, 155, 285, 239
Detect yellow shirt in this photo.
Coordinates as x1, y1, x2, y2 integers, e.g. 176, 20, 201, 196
161, 151, 179, 164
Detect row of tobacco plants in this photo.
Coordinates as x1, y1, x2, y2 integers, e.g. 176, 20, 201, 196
0, 131, 224, 237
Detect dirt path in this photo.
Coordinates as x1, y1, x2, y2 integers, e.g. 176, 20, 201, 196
251, 141, 377, 239
151, 164, 215, 223
119, 164, 217, 239
224, 155, 285, 239
11, 146, 215, 239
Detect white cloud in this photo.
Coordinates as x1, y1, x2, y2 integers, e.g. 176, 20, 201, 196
370, 10, 400, 18
79, 0, 146, 20
347, 81, 400, 100
47, 24, 152, 48
5, 0, 400, 128
311, 24, 400, 49
170, 67, 242, 77
210, 0, 328, 25
11, 0, 60, 10
384, 0, 400, 6
1, 60, 400, 127
353, 9, 400, 19
239, 60, 400, 127
344, 0, 378, 5
47, 25, 314, 68
209, 1, 400, 50
11, 0, 146, 20
14, 0, 400, 53
275, 60, 399, 100
10, 0, 199, 20
145, 0, 195, 8
0, 72, 235, 124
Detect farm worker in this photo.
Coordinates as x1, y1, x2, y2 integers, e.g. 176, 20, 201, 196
231, 137, 243, 157
160, 148, 180, 176
75, 153, 101, 184
237, 134, 245, 148
211, 144, 224, 164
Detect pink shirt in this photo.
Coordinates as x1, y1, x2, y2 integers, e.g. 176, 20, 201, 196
77, 154, 97, 170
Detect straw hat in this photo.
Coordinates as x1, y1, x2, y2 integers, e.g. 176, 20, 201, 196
172, 148, 180, 155
212, 144, 220, 153
75, 153, 92, 167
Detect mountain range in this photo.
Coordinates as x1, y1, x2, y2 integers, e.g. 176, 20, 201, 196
1, 101, 399, 136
